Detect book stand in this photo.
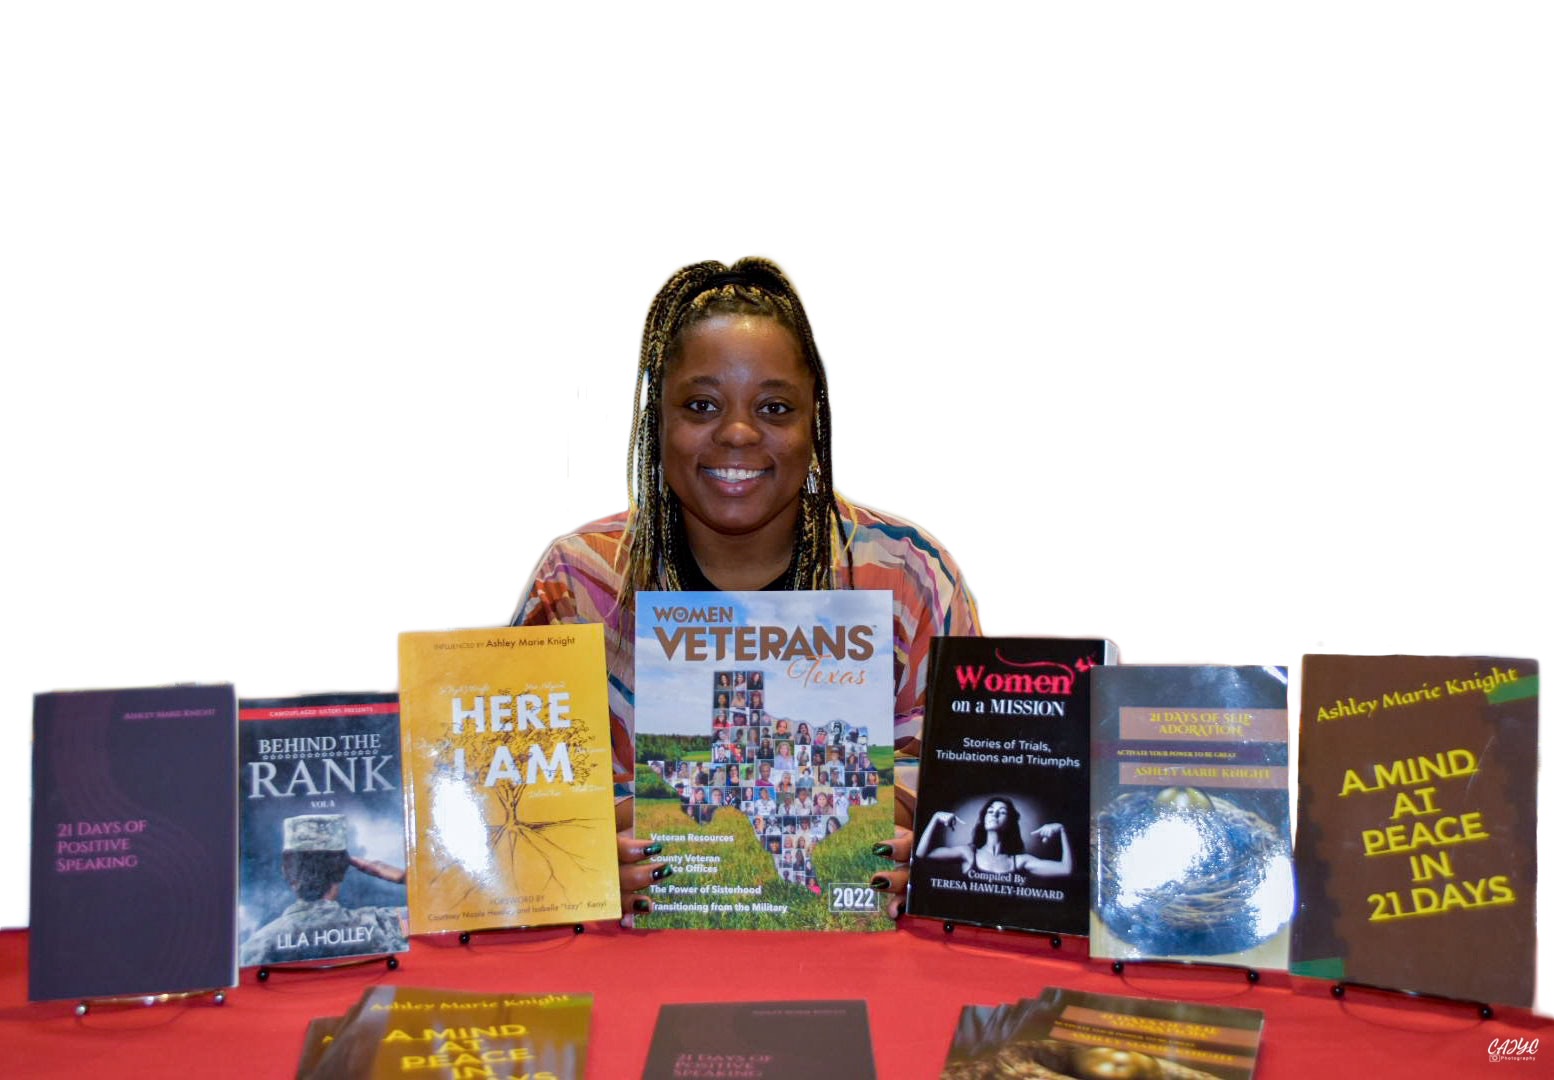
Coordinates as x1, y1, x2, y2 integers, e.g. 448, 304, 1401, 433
1329, 978, 1493, 1020
255, 953, 400, 982
457, 924, 586, 945
1107, 957, 1262, 985
937, 919, 1066, 951
73, 988, 227, 1016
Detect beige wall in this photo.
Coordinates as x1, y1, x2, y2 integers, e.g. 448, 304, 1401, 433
556, 251, 1554, 590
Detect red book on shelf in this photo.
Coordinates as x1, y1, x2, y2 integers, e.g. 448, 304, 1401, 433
975, 525, 1075, 599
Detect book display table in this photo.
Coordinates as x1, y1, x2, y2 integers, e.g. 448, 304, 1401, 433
5, 923, 1544, 1077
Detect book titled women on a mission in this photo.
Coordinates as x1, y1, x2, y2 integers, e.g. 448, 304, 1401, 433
908, 636, 1114, 935
634, 590, 895, 930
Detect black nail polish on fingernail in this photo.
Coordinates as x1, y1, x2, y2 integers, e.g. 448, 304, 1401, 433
642, 843, 663, 856
652, 865, 674, 881
869, 876, 890, 891
633, 898, 651, 913
871, 843, 892, 857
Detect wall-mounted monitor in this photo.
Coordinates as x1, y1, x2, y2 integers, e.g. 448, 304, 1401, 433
51, 253, 379, 338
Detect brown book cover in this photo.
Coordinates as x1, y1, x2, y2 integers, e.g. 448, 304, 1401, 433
295, 1015, 342, 1079
1290, 654, 1538, 1006
303, 986, 592, 1079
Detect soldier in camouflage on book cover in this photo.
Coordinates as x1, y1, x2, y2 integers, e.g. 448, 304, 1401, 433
240, 814, 408, 967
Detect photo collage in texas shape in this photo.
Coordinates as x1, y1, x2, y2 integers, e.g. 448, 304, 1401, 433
645, 670, 881, 889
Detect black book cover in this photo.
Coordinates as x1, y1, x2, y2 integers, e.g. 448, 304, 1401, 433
29, 684, 238, 1001
908, 637, 1112, 934
641, 1000, 876, 1080
238, 692, 409, 967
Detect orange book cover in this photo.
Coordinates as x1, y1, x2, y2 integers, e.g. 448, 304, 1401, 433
228, 562, 453, 696
398, 625, 620, 933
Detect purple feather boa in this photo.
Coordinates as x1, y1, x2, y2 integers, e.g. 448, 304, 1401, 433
169, 324, 220, 494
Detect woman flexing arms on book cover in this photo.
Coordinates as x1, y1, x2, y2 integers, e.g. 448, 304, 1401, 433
512, 258, 978, 916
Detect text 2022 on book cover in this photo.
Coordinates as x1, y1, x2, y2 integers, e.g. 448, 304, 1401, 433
634, 590, 894, 930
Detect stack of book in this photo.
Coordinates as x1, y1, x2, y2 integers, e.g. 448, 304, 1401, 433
296, 986, 593, 1079
940, 988, 1264, 1080
53, 655, 178, 689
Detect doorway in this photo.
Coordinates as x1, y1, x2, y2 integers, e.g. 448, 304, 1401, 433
1044, 330, 1199, 590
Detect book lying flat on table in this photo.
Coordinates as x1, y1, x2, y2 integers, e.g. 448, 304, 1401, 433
642, 1000, 876, 1080
299, 986, 592, 1079
940, 988, 1264, 1080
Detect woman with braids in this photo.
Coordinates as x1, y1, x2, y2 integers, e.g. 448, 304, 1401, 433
915, 799, 1073, 879
512, 257, 979, 916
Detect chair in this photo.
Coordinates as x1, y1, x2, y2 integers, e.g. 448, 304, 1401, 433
1205, 621, 1243, 661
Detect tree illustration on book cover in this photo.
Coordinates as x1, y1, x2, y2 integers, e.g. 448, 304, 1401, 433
399, 626, 621, 933
634, 590, 895, 930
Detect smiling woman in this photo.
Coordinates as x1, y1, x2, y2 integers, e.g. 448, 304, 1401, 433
511, 257, 980, 915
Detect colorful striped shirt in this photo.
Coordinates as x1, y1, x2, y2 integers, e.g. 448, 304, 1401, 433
512, 502, 980, 791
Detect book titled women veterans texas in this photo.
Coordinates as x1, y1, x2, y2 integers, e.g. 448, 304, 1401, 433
1290, 654, 1538, 1006
908, 636, 1115, 935
398, 625, 620, 933
634, 590, 895, 929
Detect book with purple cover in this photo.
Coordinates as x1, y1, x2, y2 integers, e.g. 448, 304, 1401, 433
29, 684, 238, 1001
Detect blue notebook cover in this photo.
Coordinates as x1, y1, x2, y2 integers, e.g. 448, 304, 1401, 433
30, 684, 238, 1001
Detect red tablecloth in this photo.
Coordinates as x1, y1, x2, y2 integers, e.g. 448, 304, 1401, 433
3, 924, 1545, 1077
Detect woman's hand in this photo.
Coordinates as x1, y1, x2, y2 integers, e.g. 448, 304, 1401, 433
615, 796, 670, 916
870, 826, 914, 919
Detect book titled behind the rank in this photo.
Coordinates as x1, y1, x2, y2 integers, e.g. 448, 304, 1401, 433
398, 625, 620, 933
908, 636, 1114, 935
29, 684, 238, 1002
1290, 654, 1538, 1006
238, 692, 409, 967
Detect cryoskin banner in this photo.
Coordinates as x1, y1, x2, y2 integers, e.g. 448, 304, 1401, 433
388, 394, 547, 630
